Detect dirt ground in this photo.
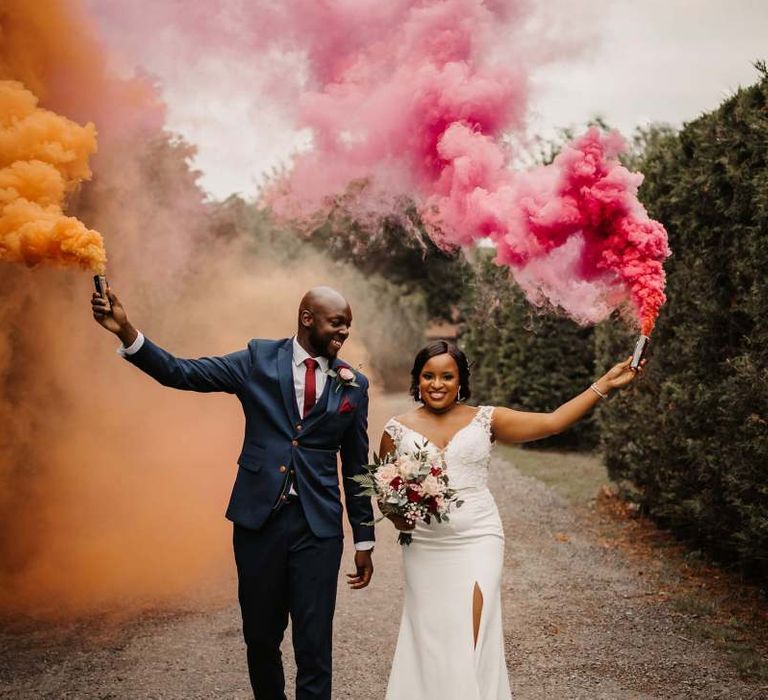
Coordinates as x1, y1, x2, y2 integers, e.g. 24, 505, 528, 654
2, 455, 766, 699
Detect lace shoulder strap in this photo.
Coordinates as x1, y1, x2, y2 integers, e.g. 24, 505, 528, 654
475, 405, 494, 434
383, 417, 405, 451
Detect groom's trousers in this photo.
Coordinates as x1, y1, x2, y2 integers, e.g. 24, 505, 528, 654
233, 498, 344, 700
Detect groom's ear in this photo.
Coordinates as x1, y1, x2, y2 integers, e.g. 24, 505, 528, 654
299, 308, 314, 328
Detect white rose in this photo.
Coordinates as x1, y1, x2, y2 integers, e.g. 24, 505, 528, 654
396, 456, 421, 480
420, 474, 442, 498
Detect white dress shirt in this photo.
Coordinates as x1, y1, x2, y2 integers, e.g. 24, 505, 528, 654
120, 333, 374, 551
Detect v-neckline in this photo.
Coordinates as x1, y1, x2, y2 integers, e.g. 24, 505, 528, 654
392, 407, 481, 452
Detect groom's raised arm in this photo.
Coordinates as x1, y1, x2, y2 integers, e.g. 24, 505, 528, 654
123, 335, 252, 394
339, 379, 375, 545
92, 287, 251, 394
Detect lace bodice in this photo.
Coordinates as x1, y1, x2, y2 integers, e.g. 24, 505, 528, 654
384, 406, 494, 490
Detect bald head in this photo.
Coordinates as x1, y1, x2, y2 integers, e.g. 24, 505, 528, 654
298, 286, 350, 319
296, 286, 352, 359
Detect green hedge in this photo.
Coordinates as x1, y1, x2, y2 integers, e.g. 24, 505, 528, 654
596, 72, 768, 579
461, 251, 598, 450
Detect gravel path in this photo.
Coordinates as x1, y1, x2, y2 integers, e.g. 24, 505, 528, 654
2, 456, 764, 699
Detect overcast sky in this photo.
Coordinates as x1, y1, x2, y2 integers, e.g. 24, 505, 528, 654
151, 1, 768, 200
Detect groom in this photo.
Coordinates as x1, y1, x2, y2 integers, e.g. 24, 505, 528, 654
91, 286, 375, 700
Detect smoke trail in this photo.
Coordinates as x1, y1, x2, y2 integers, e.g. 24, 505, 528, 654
431, 125, 669, 331
90, 0, 668, 329
256, 0, 669, 331
0, 80, 106, 272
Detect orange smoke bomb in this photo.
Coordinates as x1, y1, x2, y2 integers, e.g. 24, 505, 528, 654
0, 80, 106, 273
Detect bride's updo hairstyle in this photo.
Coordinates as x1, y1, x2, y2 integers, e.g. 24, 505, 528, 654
410, 341, 472, 403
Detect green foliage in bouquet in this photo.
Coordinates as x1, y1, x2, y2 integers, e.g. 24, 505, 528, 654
596, 68, 768, 581
350, 452, 392, 522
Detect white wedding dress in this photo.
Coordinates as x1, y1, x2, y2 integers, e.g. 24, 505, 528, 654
383, 406, 513, 700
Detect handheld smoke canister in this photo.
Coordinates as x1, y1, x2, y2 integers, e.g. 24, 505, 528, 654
94, 274, 111, 311
630, 335, 650, 371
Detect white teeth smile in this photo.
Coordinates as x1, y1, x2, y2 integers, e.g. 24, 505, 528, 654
331, 340, 343, 349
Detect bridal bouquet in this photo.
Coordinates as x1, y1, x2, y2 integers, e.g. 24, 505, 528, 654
352, 443, 463, 545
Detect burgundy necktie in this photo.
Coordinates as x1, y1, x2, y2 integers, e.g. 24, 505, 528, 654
303, 358, 319, 418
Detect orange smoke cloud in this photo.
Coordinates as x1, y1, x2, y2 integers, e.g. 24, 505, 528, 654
0, 0, 218, 617
0, 0, 164, 134
0, 80, 106, 272
0, 1, 415, 621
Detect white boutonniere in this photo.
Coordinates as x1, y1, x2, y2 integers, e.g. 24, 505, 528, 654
325, 365, 360, 392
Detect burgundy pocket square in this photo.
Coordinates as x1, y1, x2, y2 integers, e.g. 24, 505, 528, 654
339, 398, 355, 414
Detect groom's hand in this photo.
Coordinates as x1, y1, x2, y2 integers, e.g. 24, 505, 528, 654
346, 550, 374, 590
91, 288, 138, 347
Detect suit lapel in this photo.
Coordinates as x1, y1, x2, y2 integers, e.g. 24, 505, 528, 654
277, 341, 301, 424
325, 358, 344, 417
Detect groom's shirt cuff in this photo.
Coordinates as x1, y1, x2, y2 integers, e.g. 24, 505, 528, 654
117, 331, 145, 357
355, 540, 375, 551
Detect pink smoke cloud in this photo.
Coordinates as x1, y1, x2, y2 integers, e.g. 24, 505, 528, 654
429, 125, 669, 330
88, 0, 668, 330
264, 2, 669, 330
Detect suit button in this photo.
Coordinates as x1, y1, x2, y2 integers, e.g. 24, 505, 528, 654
279, 465, 287, 473
291, 439, 299, 447
296, 424, 303, 431
290, 469, 295, 475
281, 495, 288, 502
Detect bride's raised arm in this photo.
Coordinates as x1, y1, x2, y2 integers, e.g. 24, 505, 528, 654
491, 356, 643, 445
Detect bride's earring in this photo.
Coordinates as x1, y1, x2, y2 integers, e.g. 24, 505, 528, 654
457, 389, 464, 403
417, 389, 422, 402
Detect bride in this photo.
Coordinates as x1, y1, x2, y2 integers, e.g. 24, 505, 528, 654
381, 340, 643, 700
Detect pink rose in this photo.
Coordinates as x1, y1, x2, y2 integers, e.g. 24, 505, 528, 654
338, 367, 355, 382
375, 463, 399, 489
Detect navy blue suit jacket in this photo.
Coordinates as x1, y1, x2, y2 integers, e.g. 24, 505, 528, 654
125, 336, 375, 543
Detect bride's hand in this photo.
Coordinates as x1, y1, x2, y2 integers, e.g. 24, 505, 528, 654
598, 356, 647, 393
385, 513, 415, 531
